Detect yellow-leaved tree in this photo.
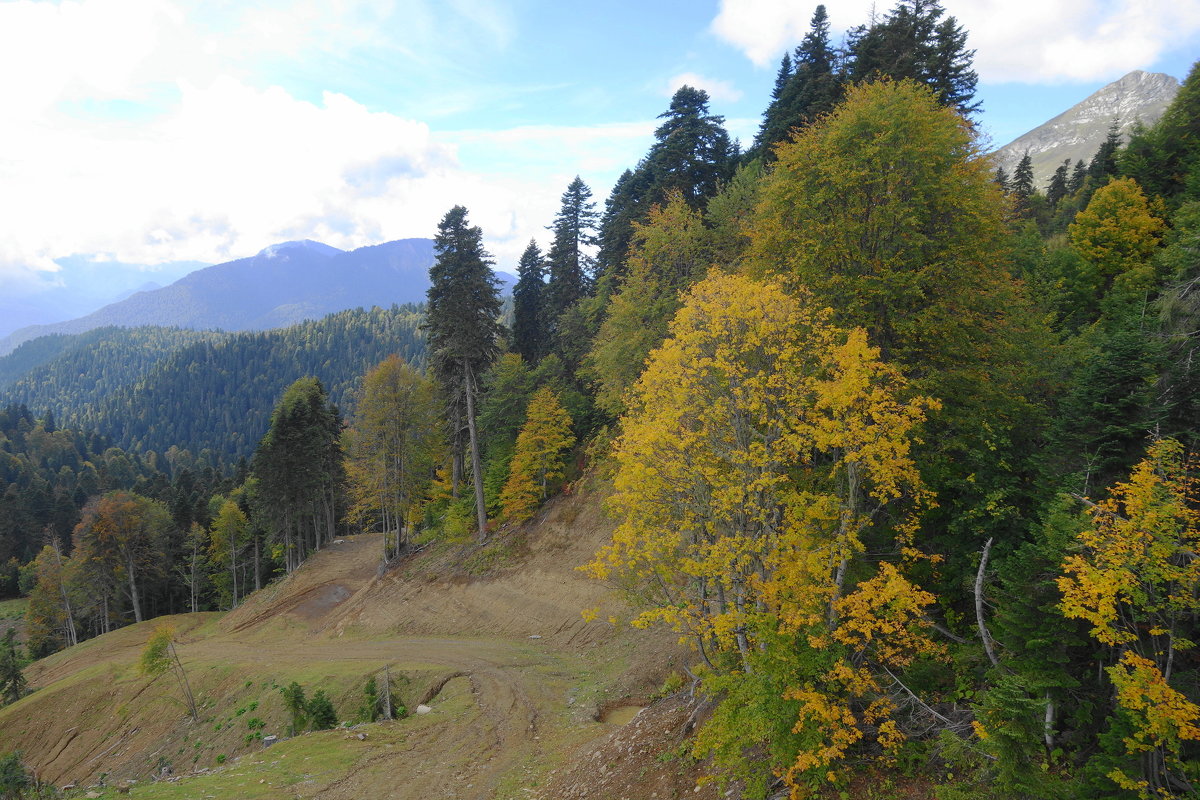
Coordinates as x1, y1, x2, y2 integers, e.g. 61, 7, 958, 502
500, 387, 575, 523
1058, 438, 1200, 799
585, 272, 939, 797
344, 355, 440, 559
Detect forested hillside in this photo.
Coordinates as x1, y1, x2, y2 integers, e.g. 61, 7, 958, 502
2, 305, 425, 463
3, 1, 1200, 798
0, 326, 225, 396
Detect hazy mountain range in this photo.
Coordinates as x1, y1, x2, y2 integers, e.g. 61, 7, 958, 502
1, 238, 514, 356
992, 70, 1179, 187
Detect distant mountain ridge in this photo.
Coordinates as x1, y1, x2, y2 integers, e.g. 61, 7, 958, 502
0, 238, 515, 356
992, 70, 1179, 187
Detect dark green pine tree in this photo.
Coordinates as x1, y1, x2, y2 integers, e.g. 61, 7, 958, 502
645, 86, 736, 208
544, 176, 599, 328
425, 206, 502, 541
994, 165, 1010, 192
1011, 152, 1036, 204
1087, 122, 1123, 188
847, 0, 979, 114
1120, 60, 1200, 203
1046, 159, 1071, 207
594, 166, 653, 288
511, 240, 547, 363
1068, 159, 1088, 194
252, 376, 344, 573
751, 5, 842, 161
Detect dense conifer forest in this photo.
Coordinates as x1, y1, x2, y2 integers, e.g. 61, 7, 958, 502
3, 1, 1200, 796
0, 305, 425, 463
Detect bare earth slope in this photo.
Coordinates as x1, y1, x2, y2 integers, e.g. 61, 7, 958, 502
0, 485, 727, 800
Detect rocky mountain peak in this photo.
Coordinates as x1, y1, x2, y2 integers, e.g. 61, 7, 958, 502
991, 70, 1179, 188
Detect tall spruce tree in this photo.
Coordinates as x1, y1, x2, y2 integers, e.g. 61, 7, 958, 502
1087, 122, 1123, 189
594, 167, 653, 288
252, 377, 343, 572
595, 89, 734, 287
544, 177, 599, 328
425, 206, 502, 541
751, 5, 842, 160
848, 0, 979, 114
1069, 158, 1088, 194
512, 240, 547, 363
1011, 152, 1036, 204
1047, 158, 1071, 207
645, 86, 736, 208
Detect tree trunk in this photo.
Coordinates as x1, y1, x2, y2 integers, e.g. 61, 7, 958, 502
231, 544, 239, 609
975, 537, 1000, 668
463, 361, 488, 542
50, 541, 77, 647
127, 554, 144, 623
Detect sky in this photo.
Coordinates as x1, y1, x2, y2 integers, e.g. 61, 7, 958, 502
1, 0, 1198, 312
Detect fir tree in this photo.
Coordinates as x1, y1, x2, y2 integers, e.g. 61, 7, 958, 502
425, 206, 502, 541
1046, 159, 1071, 207
252, 377, 343, 572
544, 177, 599, 328
993, 165, 1010, 192
511, 240, 547, 363
848, 0, 979, 114
594, 167, 652, 288
751, 5, 842, 160
1011, 152, 1036, 204
1087, 122, 1123, 189
645, 86, 736, 208
1069, 159, 1088, 194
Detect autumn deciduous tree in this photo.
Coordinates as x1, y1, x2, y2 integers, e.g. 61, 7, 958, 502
586, 272, 937, 795
749, 77, 1053, 586
73, 491, 173, 624
1069, 176, 1166, 315
208, 498, 249, 609
344, 355, 439, 558
1058, 438, 1200, 798
500, 387, 574, 523
24, 536, 80, 657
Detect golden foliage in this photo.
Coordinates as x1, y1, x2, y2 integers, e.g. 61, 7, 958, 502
585, 271, 938, 794
1059, 438, 1200, 796
500, 387, 575, 523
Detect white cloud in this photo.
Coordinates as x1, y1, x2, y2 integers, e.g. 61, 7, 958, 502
0, 0, 609, 289
953, 0, 1200, 83
0, 72, 592, 281
711, 0, 1200, 83
666, 72, 744, 102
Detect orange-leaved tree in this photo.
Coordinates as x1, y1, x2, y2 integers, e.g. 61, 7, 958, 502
585, 271, 939, 797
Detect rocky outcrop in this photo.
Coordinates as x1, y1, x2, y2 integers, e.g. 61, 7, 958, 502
992, 70, 1179, 188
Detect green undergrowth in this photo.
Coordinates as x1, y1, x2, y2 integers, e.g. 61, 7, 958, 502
0, 598, 27, 620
